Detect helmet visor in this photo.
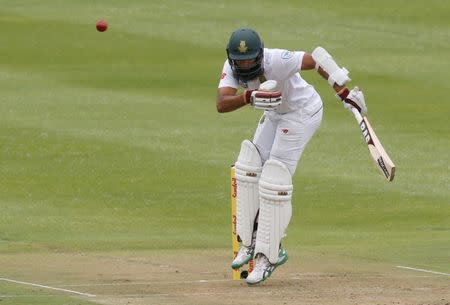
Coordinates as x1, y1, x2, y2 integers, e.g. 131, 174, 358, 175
227, 49, 261, 61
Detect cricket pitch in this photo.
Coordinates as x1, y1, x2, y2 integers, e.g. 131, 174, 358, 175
0, 249, 448, 305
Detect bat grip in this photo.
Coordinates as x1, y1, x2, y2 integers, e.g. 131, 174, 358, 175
350, 107, 363, 124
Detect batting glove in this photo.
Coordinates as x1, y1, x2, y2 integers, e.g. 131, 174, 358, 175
244, 80, 283, 110
337, 86, 368, 116
251, 90, 282, 110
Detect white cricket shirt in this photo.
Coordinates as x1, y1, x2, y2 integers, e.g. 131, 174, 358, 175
218, 48, 320, 114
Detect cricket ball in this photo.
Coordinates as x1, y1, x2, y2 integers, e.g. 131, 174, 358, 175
96, 20, 108, 32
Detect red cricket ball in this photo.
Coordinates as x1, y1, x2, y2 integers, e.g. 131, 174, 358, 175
96, 20, 108, 32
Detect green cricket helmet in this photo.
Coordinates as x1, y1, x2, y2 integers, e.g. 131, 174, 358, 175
226, 28, 264, 82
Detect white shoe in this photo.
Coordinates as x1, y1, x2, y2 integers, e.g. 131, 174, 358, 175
231, 244, 254, 269
246, 249, 288, 285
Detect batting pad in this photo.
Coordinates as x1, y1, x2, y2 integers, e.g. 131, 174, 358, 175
234, 140, 263, 247
255, 159, 293, 264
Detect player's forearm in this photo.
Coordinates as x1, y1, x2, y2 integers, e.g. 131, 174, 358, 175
216, 93, 248, 113
316, 67, 346, 93
311, 47, 351, 96
333, 83, 346, 93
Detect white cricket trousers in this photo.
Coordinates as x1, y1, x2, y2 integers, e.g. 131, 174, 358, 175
252, 100, 323, 175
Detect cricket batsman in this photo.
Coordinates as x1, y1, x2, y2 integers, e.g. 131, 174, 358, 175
217, 28, 367, 285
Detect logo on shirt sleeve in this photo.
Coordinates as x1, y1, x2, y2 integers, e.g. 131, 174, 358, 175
281, 51, 294, 59
221, 72, 226, 79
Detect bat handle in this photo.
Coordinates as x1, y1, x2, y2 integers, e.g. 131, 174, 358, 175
350, 107, 364, 124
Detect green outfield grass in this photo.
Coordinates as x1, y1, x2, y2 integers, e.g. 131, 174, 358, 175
0, 0, 449, 300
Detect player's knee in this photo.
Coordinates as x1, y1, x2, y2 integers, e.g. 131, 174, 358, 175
265, 157, 297, 177
236, 140, 262, 168
235, 140, 263, 182
260, 159, 293, 202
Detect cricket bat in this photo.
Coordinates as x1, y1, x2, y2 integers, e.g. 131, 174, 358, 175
350, 108, 396, 181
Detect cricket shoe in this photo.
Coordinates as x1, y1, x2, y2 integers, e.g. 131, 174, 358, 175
231, 244, 254, 270
245, 248, 288, 285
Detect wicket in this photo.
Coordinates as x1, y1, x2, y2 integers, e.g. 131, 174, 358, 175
230, 166, 254, 280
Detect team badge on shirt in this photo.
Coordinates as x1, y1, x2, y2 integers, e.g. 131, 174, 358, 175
238, 79, 248, 88
281, 51, 294, 59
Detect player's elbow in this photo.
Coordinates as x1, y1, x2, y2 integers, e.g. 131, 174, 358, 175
216, 103, 226, 113
216, 98, 226, 113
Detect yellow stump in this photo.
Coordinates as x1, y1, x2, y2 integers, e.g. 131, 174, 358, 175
230, 166, 241, 280
230, 166, 254, 280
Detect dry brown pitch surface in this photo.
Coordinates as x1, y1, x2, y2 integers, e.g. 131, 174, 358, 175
0, 249, 448, 305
